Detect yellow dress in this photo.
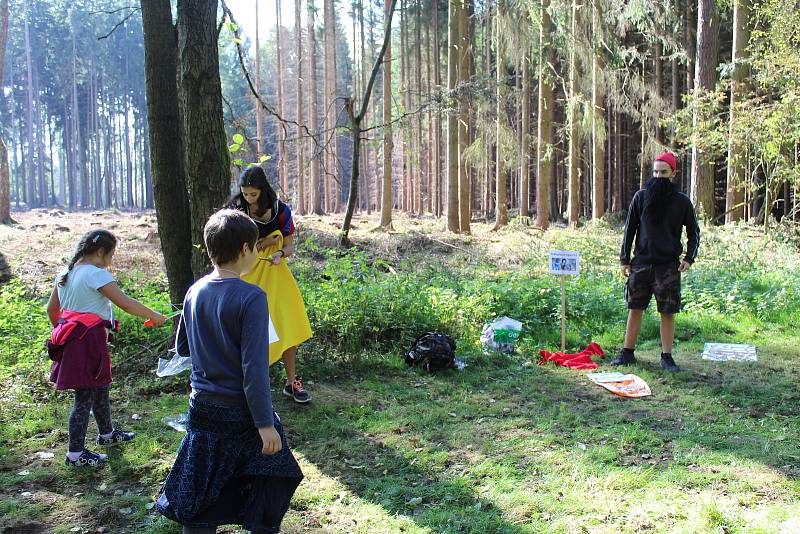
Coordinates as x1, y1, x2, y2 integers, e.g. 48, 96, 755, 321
241, 229, 313, 365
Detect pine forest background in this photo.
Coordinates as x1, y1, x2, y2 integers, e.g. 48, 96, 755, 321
2, 0, 799, 231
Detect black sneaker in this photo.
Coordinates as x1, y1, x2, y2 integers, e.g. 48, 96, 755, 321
610, 348, 636, 365
97, 428, 135, 447
282, 376, 311, 403
65, 449, 108, 467
660, 353, 680, 372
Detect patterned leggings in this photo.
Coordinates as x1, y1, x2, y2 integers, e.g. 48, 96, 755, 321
68, 387, 113, 452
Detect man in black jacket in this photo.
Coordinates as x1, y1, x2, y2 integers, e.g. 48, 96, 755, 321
612, 152, 700, 372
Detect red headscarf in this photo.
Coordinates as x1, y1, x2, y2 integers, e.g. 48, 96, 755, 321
654, 152, 677, 172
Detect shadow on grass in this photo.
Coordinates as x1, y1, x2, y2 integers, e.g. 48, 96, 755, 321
287, 347, 799, 531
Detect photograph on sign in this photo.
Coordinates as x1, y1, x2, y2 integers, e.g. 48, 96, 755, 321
548, 250, 580, 275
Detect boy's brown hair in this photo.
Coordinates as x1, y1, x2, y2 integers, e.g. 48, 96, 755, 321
204, 209, 259, 265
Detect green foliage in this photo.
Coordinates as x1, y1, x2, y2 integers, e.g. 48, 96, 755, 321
0, 280, 52, 378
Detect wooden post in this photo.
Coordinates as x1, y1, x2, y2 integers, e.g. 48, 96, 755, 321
561, 275, 566, 351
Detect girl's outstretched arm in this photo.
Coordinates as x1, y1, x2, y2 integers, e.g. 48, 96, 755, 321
47, 286, 61, 327
99, 282, 167, 326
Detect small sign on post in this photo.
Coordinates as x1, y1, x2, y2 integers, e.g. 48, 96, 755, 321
548, 250, 580, 351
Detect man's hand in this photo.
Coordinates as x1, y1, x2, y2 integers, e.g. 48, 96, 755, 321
678, 260, 692, 273
258, 426, 282, 455
620, 264, 631, 277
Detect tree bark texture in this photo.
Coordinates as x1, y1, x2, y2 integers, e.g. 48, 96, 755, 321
725, 0, 751, 223
536, 0, 554, 230
177, 0, 232, 278
446, 0, 460, 232
566, 0, 580, 227
141, 0, 194, 304
690, 0, 720, 220
379, 0, 394, 228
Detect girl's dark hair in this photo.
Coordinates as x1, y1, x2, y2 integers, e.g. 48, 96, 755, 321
59, 230, 117, 286
227, 166, 278, 217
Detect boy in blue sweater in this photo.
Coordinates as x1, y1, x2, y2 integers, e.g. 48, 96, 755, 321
157, 209, 302, 534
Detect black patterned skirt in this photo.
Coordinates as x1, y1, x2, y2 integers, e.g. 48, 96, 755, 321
156, 397, 303, 531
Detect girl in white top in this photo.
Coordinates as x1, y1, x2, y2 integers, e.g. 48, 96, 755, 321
47, 229, 167, 467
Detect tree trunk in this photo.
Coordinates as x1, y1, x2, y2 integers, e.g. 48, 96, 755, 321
566, 0, 580, 227
591, 0, 605, 220
24, 5, 37, 207
415, 1, 424, 215
323, 0, 336, 212
400, 0, 409, 211
432, 0, 442, 217
295, 0, 306, 214
613, 110, 622, 211
0, 0, 12, 223
685, 0, 696, 95
340, 0, 397, 243
308, 0, 323, 214
141, 0, 194, 304
445, 0, 460, 231
177, 0, 232, 278
690, 0, 720, 220
424, 14, 433, 214
379, 0, 394, 228
458, 0, 470, 232
536, 0, 554, 230
276, 0, 288, 197
725, 0, 751, 223
493, 0, 507, 230
520, 39, 530, 218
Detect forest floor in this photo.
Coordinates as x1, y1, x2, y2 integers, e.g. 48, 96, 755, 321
1, 208, 799, 534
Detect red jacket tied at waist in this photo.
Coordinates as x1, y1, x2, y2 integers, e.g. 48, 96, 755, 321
47, 310, 118, 390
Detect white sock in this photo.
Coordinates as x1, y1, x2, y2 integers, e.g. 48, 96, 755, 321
66, 450, 83, 461
100, 431, 114, 440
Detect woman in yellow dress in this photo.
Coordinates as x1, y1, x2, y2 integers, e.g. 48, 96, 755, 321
228, 167, 313, 403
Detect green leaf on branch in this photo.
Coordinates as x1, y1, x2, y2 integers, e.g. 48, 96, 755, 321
259, 155, 272, 163
228, 143, 241, 153
233, 133, 245, 144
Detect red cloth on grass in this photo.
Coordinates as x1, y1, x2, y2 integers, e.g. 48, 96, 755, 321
538, 342, 605, 370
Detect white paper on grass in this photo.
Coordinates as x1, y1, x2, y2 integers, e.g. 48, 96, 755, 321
155, 314, 280, 377
701, 343, 757, 362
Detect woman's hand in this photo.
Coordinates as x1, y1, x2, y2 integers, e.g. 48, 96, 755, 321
270, 250, 285, 265
256, 234, 281, 252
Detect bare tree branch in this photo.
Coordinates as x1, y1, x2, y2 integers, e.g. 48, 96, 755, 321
96, 7, 140, 41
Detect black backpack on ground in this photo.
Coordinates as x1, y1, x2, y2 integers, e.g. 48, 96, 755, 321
406, 332, 457, 372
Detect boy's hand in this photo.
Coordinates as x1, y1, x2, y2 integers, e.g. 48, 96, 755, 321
678, 260, 692, 273
270, 251, 284, 265
620, 265, 631, 277
258, 426, 282, 455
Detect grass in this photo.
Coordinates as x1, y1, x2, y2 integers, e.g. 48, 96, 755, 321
1, 211, 799, 533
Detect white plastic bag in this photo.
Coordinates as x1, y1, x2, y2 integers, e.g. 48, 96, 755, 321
156, 350, 192, 377
480, 316, 523, 354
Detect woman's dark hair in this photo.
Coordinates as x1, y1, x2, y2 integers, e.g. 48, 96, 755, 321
59, 230, 117, 286
227, 166, 278, 217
